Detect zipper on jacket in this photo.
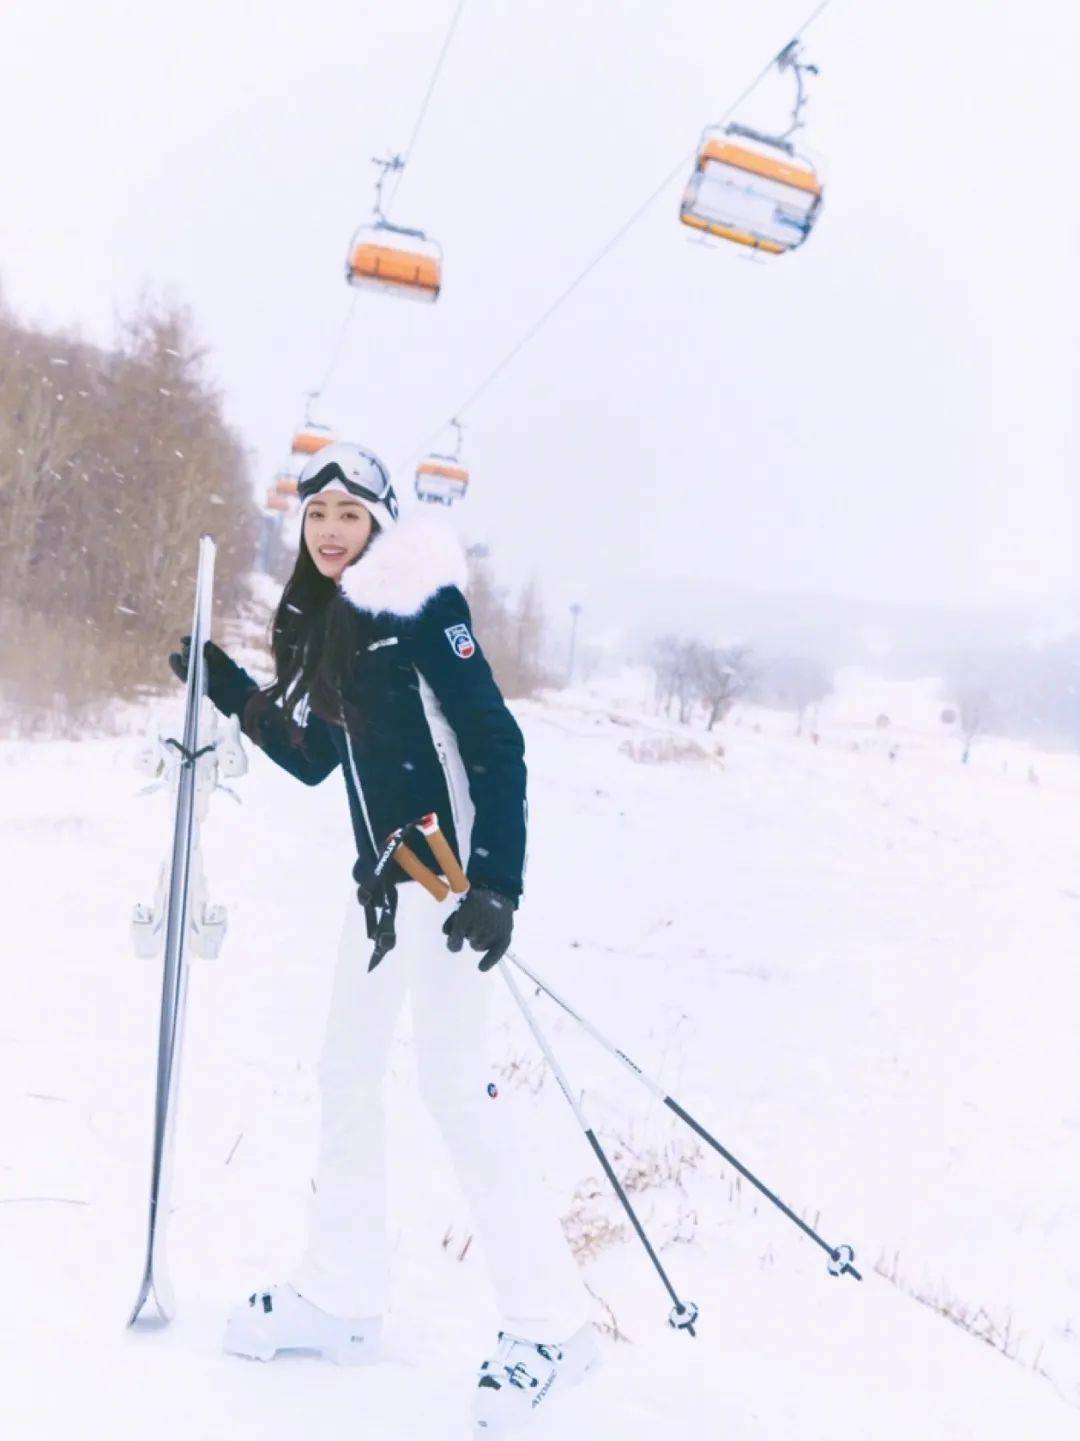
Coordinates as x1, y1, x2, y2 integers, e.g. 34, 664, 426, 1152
341, 715, 378, 857
434, 737, 461, 832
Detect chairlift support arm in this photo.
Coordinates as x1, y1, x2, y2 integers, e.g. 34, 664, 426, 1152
371, 153, 406, 225
775, 39, 819, 142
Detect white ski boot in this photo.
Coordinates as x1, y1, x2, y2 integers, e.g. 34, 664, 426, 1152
472, 1322, 600, 1434
223, 1284, 381, 1366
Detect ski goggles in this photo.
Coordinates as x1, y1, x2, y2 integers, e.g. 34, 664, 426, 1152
298, 452, 399, 521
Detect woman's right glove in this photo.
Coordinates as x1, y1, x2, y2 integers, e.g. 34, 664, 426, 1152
169, 634, 252, 713
442, 888, 515, 972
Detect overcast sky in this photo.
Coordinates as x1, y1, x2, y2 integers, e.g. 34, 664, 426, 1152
2, 0, 1077, 640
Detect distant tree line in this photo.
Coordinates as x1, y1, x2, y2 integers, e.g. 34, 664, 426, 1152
649, 635, 833, 732
0, 292, 258, 734
647, 623, 1080, 757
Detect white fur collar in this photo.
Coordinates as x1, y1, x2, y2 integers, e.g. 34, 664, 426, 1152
340, 509, 467, 618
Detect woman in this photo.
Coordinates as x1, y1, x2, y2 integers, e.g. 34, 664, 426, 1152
170, 442, 597, 1434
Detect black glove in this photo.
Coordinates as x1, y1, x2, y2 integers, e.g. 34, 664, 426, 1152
169, 635, 248, 709
442, 888, 515, 972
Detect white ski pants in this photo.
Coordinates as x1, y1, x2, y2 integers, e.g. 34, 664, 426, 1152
294, 882, 590, 1341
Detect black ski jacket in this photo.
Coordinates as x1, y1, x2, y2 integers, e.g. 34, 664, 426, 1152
209, 513, 527, 902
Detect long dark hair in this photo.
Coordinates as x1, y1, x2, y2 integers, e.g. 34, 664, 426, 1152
242, 526, 379, 739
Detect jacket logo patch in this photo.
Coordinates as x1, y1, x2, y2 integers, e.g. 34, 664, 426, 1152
445, 623, 476, 659
367, 636, 399, 651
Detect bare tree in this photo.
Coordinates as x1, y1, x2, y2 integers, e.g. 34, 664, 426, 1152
691, 643, 754, 730
649, 637, 753, 728
955, 681, 992, 764
513, 579, 547, 688
464, 547, 553, 699
651, 635, 699, 723
750, 655, 833, 734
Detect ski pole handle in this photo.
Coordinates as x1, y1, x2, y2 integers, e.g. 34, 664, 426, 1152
417, 814, 470, 893
393, 843, 450, 901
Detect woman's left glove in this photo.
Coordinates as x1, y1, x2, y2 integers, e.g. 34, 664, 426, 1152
442, 888, 515, 972
169, 635, 252, 714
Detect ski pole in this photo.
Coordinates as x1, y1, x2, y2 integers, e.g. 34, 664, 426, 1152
356, 814, 466, 969
415, 813, 469, 893
505, 949, 860, 1283
499, 962, 700, 1337
357, 813, 465, 905
393, 840, 450, 901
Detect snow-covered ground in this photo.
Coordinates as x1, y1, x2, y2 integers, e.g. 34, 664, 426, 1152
2, 677, 1078, 1439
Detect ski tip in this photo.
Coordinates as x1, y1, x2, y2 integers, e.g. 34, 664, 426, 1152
127, 1275, 174, 1330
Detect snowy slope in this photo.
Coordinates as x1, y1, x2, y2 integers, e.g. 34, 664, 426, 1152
2, 682, 1078, 1440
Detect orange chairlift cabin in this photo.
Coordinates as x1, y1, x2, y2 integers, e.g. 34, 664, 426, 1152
274, 472, 299, 497
415, 418, 469, 505
265, 487, 291, 514
346, 154, 442, 303
680, 41, 823, 256
290, 420, 336, 458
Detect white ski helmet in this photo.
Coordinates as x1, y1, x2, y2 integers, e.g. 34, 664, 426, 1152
297, 442, 399, 531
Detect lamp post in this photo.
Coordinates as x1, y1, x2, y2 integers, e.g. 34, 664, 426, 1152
567, 602, 583, 685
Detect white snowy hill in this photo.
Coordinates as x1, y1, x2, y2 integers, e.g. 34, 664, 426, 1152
2, 676, 1078, 1440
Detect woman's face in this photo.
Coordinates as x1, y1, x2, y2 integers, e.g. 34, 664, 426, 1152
303, 491, 375, 581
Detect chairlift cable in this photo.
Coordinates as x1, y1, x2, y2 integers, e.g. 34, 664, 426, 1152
388, 0, 468, 214
301, 4, 466, 423
311, 290, 360, 406
403, 0, 833, 464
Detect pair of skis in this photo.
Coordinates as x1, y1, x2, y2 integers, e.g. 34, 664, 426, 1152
128, 536, 244, 1328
